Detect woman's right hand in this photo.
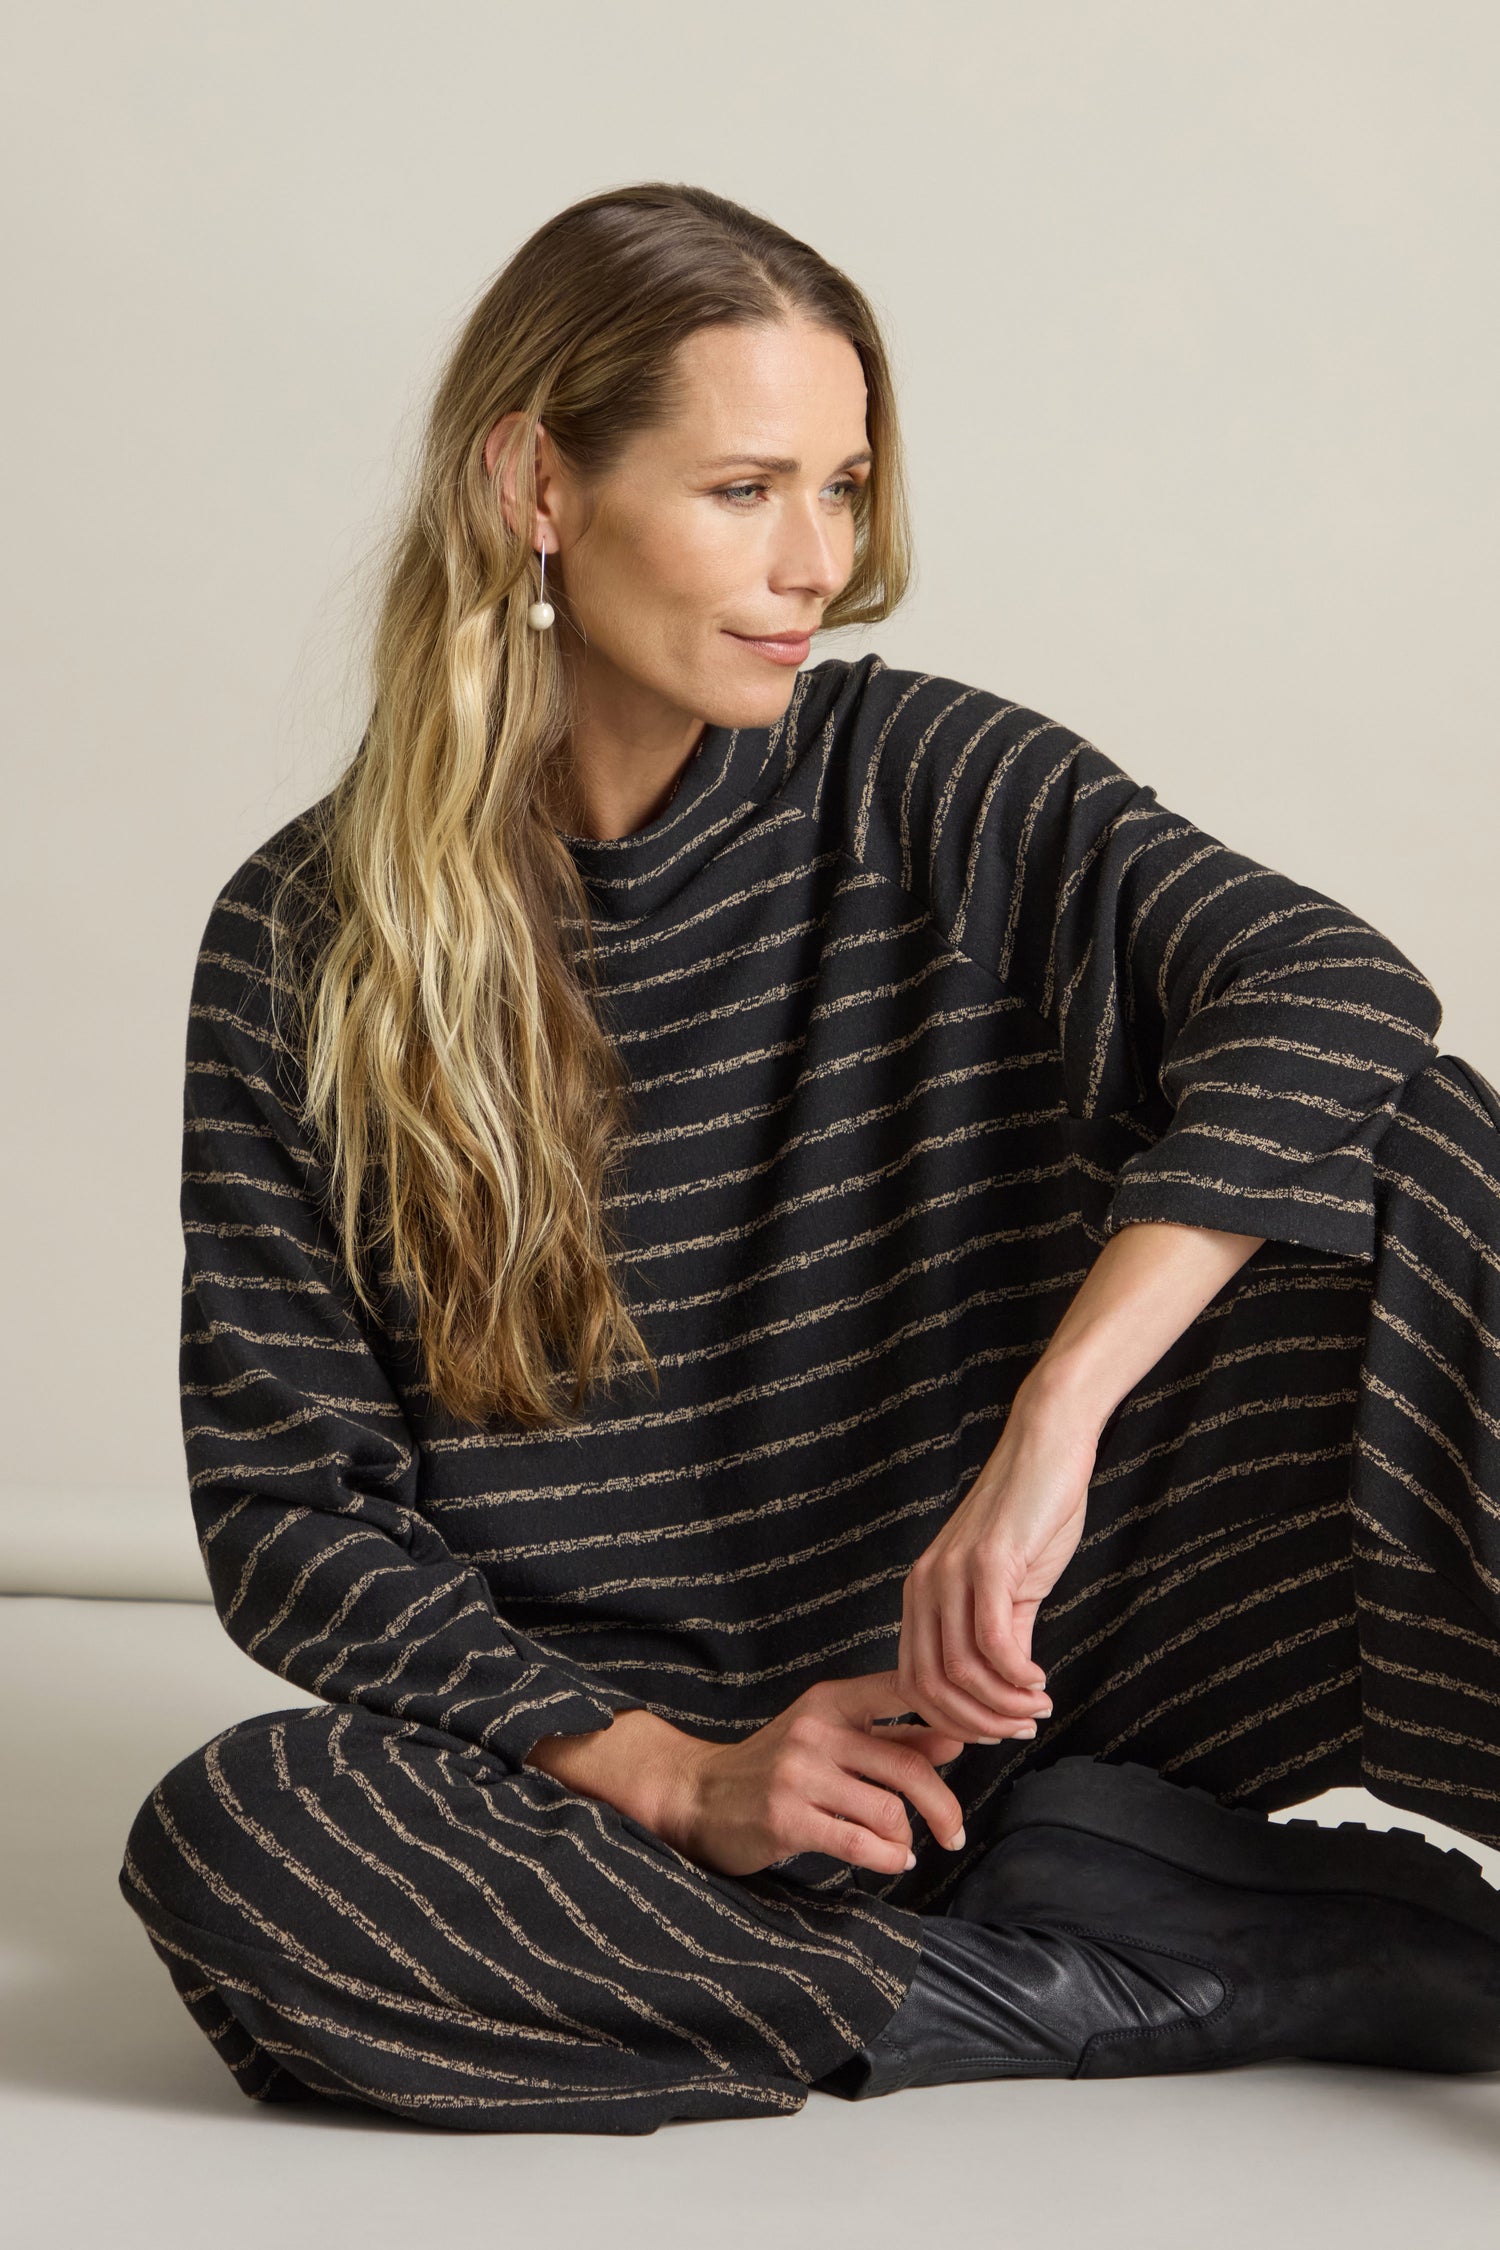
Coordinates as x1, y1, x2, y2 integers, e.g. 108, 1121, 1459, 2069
661, 1671, 972, 1879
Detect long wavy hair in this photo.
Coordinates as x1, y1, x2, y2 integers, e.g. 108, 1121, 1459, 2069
266, 181, 914, 1430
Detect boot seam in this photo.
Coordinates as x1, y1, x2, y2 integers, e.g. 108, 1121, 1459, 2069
1051, 1918, 1238, 2075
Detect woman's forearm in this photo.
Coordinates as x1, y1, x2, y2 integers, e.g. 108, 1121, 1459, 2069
1017, 1219, 1267, 1434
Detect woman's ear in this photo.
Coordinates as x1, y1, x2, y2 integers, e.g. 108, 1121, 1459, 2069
484, 415, 558, 553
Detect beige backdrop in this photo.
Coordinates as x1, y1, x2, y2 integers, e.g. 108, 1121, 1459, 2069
4, 0, 1495, 1597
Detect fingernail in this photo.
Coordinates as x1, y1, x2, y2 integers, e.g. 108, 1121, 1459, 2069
1016, 1722, 1037, 1738
903, 1850, 916, 1869
947, 1825, 966, 1851
975, 1736, 1004, 1745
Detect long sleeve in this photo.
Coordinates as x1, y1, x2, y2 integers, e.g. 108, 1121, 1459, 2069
849, 669, 1443, 1262
178, 834, 652, 1767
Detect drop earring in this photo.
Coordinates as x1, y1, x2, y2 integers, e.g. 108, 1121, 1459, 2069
528, 543, 555, 632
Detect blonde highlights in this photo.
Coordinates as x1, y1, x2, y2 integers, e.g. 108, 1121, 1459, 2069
267, 182, 913, 1429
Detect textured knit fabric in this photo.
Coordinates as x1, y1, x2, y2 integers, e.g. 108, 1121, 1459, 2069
120, 651, 1500, 2132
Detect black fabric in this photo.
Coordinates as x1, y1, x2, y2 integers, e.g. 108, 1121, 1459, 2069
120, 653, 1500, 2130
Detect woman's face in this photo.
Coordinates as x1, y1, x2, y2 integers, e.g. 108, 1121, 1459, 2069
495, 316, 873, 741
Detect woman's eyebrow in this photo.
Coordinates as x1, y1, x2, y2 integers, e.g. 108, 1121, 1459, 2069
693, 448, 873, 473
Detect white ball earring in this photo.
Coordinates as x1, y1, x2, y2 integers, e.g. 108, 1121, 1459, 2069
527, 543, 555, 632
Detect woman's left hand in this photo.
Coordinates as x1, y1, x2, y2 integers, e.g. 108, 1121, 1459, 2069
894, 1382, 1102, 1740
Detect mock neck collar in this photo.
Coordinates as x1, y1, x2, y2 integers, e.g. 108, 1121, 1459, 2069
557, 661, 846, 923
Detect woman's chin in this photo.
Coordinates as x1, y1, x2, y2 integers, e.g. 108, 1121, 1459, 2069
700, 646, 812, 728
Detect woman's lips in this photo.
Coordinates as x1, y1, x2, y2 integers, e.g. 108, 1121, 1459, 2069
726, 629, 813, 667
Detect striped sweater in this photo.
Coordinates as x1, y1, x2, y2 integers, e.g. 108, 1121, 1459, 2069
180, 651, 1442, 1768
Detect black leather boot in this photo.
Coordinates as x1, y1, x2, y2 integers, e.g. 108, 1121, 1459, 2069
815, 1757, 1500, 2098
955, 1756, 1500, 2077
812, 1911, 1226, 2097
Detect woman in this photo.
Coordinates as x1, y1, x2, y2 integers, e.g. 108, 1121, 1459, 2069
121, 181, 1500, 2130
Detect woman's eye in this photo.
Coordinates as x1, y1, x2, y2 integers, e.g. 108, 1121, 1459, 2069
718, 479, 863, 507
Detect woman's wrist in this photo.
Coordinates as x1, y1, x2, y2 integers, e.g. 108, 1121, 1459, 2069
522, 1707, 709, 1845
1011, 1347, 1121, 1444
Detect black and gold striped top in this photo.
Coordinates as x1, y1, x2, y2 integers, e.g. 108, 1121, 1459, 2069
180, 653, 1441, 1767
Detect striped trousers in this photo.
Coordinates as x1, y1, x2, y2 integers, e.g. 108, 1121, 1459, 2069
119, 1052, 1500, 2132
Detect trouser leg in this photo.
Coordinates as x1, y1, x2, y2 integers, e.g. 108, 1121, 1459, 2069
119, 1700, 922, 2134
1348, 1052, 1500, 1843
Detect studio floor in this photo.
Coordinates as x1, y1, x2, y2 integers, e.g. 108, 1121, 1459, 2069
3, 1593, 1499, 2250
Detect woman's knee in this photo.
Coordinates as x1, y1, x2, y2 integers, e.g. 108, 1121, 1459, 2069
1393, 1050, 1500, 1144
119, 1705, 317, 1931
1377, 1051, 1500, 1241
1438, 1051, 1500, 1132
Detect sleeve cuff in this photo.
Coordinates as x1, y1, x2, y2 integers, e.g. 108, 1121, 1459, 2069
450, 1678, 653, 1773
1104, 1160, 1378, 1264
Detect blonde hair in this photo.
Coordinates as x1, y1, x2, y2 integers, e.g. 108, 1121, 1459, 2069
268, 181, 913, 1430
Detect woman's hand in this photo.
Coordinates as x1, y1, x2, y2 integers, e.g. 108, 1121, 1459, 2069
894, 1382, 1104, 1739
662, 1673, 969, 1879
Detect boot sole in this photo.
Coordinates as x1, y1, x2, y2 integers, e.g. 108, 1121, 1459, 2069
993, 1756, 1500, 1949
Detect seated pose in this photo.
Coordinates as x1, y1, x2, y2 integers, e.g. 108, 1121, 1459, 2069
121, 181, 1500, 2132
